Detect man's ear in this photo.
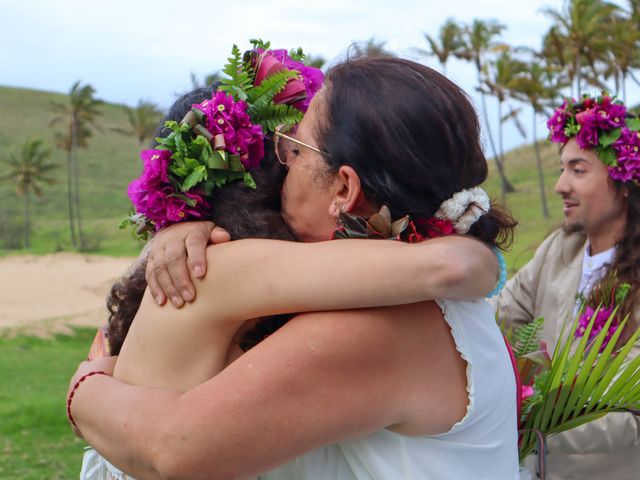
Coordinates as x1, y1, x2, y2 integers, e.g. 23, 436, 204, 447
329, 165, 369, 216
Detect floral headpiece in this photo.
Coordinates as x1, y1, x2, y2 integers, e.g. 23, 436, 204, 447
547, 93, 640, 184
122, 40, 324, 236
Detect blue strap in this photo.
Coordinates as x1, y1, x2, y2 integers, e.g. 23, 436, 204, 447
487, 248, 507, 298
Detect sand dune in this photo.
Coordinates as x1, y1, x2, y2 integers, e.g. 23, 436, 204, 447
0, 253, 136, 335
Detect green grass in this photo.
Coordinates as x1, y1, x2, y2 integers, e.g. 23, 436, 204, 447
0, 328, 95, 479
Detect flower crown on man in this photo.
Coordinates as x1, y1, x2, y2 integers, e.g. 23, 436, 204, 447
547, 92, 640, 185
123, 39, 324, 236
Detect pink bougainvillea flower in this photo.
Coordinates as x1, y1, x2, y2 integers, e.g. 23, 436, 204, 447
194, 91, 264, 170
521, 385, 535, 401
547, 102, 571, 144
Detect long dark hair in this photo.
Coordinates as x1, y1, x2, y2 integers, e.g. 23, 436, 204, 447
107, 87, 294, 354
588, 181, 640, 343
317, 56, 516, 249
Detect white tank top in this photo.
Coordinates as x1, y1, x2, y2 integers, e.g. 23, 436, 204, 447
259, 299, 520, 480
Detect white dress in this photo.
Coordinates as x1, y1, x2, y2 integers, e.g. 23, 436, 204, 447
80, 299, 520, 480
259, 299, 521, 480
80, 446, 132, 479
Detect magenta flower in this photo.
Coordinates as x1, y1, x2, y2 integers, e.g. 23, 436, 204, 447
194, 91, 265, 170
547, 103, 571, 144
593, 95, 627, 130
139, 149, 171, 184
576, 305, 618, 351
575, 109, 600, 149
521, 385, 535, 402
611, 127, 640, 182
166, 192, 209, 224
128, 148, 211, 230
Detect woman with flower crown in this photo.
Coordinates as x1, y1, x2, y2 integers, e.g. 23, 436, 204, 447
68, 47, 521, 479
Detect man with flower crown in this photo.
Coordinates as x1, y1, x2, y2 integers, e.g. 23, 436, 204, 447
495, 93, 640, 480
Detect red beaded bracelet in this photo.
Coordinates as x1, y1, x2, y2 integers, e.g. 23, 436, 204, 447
66, 370, 108, 428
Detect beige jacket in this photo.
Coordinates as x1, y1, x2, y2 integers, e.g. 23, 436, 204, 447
495, 228, 640, 480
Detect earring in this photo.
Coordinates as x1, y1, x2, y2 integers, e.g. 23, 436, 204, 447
335, 202, 345, 226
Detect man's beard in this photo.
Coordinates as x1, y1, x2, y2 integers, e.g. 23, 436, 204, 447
563, 221, 584, 234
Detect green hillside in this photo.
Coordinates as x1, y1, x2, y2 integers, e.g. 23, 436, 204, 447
0, 85, 147, 256
0, 85, 566, 271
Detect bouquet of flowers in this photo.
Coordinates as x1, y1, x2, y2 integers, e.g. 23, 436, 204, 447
506, 273, 640, 475
121, 39, 323, 237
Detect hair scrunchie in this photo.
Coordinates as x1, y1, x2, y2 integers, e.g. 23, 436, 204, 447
434, 187, 490, 234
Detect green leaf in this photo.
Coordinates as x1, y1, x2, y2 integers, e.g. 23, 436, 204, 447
207, 150, 229, 170
247, 69, 298, 106
511, 317, 544, 358
181, 164, 206, 191
626, 118, 640, 131
243, 171, 256, 189
599, 128, 621, 147
597, 148, 618, 167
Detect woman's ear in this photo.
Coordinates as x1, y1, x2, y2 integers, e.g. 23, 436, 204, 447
330, 165, 370, 216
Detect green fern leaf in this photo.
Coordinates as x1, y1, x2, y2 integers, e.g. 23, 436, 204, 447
512, 317, 544, 358
219, 44, 253, 101
249, 103, 303, 133
247, 69, 298, 106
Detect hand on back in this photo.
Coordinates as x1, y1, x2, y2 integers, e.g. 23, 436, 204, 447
146, 221, 230, 307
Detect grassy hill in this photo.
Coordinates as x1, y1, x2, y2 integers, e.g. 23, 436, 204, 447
0, 86, 146, 256
0, 85, 566, 272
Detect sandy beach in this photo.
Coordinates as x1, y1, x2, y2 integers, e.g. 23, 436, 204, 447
0, 253, 137, 336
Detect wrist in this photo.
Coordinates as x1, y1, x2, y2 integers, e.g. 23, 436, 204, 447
66, 370, 109, 428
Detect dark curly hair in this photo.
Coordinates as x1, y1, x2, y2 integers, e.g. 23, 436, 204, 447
107, 87, 295, 355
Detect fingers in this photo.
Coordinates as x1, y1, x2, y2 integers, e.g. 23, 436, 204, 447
210, 226, 231, 244
185, 228, 213, 280
144, 221, 219, 307
146, 256, 167, 306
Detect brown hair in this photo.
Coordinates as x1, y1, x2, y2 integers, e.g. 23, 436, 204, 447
588, 181, 640, 344
317, 56, 516, 250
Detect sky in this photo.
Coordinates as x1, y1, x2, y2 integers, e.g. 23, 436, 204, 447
1, 0, 634, 152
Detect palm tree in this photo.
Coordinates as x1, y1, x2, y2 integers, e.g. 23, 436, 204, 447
352, 37, 392, 57
607, 12, 640, 101
50, 81, 102, 249
113, 100, 164, 145
483, 48, 529, 204
417, 18, 464, 76
542, 0, 621, 97
509, 60, 563, 219
456, 18, 515, 196
0, 139, 58, 248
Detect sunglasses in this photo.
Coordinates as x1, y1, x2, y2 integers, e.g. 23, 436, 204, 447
273, 124, 328, 165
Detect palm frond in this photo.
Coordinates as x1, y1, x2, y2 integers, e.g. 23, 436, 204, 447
518, 308, 640, 461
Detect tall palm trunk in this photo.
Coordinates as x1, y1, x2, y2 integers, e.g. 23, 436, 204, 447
575, 54, 582, 97
66, 119, 77, 247
478, 69, 514, 201
71, 118, 85, 250
23, 190, 30, 248
532, 109, 549, 219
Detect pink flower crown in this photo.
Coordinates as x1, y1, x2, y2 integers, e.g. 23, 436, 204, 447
122, 40, 324, 237
547, 93, 640, 184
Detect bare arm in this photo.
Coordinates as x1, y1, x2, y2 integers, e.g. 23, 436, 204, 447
179, 236, 498, 323
71, 306, 454, 479
147, 221, 499, 309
